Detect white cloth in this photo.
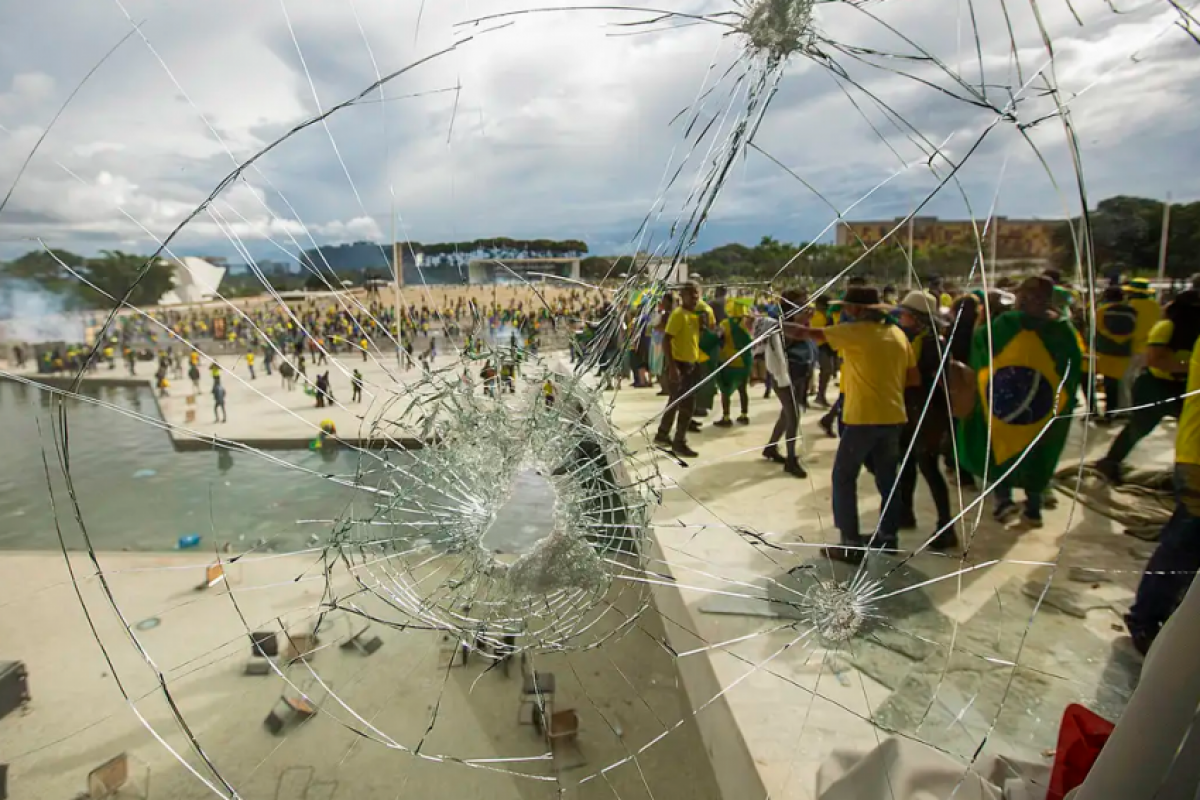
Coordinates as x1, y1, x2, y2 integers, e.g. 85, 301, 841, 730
763, 326, 790, 388
816, 736, 1050, 800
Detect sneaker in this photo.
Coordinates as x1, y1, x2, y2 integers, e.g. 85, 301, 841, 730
688, 421, 703, 433
783, 460, 807, 478
736, 415, 750, 425
1093, 459, 1122, 485
672, 442, 699, 459
713, 418, 734, 428
1016, 515, 1044, 530
818, 417, 836, 438
1123, 613, 1154, 657
653, 432, 673, 447
822, 545, 863, 565
993, 500, 1020, 525
762, 446, 786, 464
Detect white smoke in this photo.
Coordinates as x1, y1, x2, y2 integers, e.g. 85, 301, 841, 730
0, 280, 87, 344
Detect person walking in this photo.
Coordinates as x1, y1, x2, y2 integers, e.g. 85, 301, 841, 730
893, 291, 956, 549
212, 378, 227, 423
246, 351, 256, 380
713, 297, 753, 427
314, 372, 328, 408
1124, 338, 1200, 655
655, 282, 706, 458
810, 295, 837, 408
958, 276, 1083, 527
1095, 291, 1200, 483
762, 289, 812, 478
351, 368, 363, 403
790, 286, 918, 562
188, 362, 201, 394
1091, 285, 1137, 423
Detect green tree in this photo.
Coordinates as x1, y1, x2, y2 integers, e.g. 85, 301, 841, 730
1, 249, 87, 298
79, 251, 175, 308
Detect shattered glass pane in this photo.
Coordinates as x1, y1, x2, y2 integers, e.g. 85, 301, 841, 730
1, 0, 1198, 798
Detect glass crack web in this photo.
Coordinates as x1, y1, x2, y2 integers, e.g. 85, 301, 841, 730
0, 0, 1196, 798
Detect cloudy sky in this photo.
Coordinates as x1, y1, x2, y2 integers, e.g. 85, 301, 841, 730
0, 0, 1196, 263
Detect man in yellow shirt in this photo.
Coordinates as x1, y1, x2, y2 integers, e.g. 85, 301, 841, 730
655, 282, 707, 458
1096, 290, 1199, 483
790, 286, 919, 563
1124, 340, 1200, 655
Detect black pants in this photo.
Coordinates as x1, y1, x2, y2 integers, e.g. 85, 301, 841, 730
767, 374, 806, 462
352, 385, 362, 402
1102, 376, 1121, 417
1127, 465, 1200, 641
899, 442, 952, 529
1102, 373, 1185, 467
817, 346, 837, 402
657, 362, 700, 445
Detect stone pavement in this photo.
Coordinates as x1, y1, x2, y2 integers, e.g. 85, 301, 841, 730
0, 353, 1173, 799
605, 381, 1163, 798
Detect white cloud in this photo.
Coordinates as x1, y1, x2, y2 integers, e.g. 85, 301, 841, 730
0, 0, 1196, 261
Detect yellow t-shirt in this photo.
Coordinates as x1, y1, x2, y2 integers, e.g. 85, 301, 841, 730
1146, 320, 1190, 381
1177, 345, 1200, 465
664, 307, 701, 364
810, 311, 829, 329
823, 321, 915, 425
940, 293, 953, 309
1129, 296, 1162, 355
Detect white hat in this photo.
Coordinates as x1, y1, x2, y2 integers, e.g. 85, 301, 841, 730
897, 290, 940, 318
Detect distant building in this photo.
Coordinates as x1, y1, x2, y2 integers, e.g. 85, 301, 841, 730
466, 258, 581, 285
157, 257, 226, 305
836, 216, 1062, 262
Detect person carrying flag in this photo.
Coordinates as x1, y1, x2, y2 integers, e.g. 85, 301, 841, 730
713, 297, 754, 428
958, 276, 1083, 528
1091, 285, 1137, 423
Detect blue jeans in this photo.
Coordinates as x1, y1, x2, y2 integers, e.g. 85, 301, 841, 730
1127, 464, 1200, 640
832, 424, 903, 548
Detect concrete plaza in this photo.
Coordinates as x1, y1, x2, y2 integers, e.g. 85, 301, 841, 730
0, 354, 1170, 799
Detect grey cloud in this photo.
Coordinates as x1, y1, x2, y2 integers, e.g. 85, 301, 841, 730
0, 0, 1196, 263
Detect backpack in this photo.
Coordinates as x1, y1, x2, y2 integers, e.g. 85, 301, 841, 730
946, 359, 977, 419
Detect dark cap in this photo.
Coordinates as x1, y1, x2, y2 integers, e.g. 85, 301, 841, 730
842, 286, 889, 308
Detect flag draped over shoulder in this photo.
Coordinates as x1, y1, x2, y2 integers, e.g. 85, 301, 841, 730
957, 311, 1083, 491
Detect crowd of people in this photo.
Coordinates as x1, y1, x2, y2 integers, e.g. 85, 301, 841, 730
5, 272, 1198, 656
638, 270, 1199, 657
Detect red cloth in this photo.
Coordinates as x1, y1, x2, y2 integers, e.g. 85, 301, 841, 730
1046, 703, 1115, 800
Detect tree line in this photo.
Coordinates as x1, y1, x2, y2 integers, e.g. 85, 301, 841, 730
3, 196, 1194, 306
1051, 195, 1200, 279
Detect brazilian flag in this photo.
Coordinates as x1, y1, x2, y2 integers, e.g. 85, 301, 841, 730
957, 311, 1083, 492
1093, 301, 1137, 379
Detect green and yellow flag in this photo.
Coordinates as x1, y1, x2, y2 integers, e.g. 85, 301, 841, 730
957, 311, 1083, 492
